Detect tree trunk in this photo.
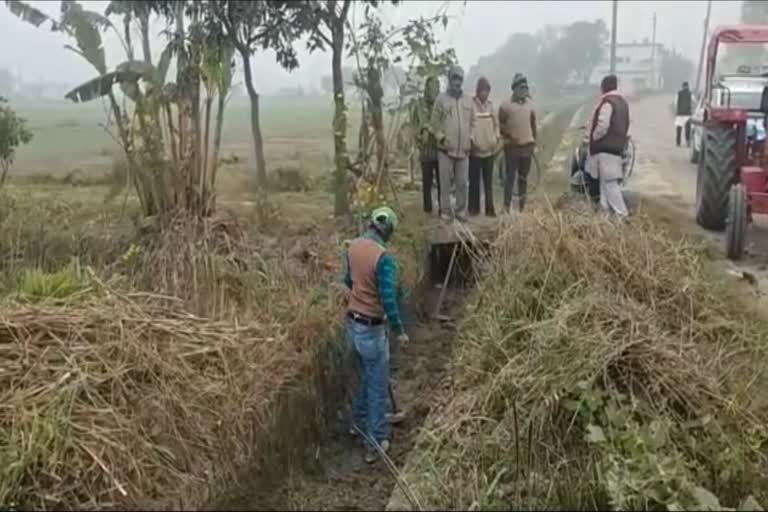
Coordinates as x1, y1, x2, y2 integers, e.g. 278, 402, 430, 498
139, 14, 152, 65
240, 50, 268, 193
331, 29, 350, 217
0, 161, 9, 188
207, 93, 227, 215
368, 66, 386, 187
202, 96, 213, 214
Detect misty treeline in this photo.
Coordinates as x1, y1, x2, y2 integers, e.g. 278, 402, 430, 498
467, 19, 697, 99
3, 0, 457, 221
467, 20, 609, 98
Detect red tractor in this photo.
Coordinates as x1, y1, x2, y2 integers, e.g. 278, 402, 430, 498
693, 26, 768, 259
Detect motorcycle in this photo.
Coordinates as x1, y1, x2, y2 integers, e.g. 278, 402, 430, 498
569, 126, 635, 203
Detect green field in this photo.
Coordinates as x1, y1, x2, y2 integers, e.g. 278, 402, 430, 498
10, 91, 573, 180
11, 94, 363, 177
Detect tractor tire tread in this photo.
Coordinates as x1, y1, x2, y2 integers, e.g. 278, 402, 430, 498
725, 183, 747, 260
696, 126, 737, 231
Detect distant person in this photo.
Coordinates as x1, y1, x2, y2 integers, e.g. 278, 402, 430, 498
415, 76, 441, 214
342, 207, 409, 464
675, 81, 693, 147
469, 77, 499, 217
587, 74, 630, 219
431, 65, 474, 223
498, 73, 537, 213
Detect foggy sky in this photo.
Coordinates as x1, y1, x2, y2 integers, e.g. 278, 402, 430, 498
0, 0, 740, 94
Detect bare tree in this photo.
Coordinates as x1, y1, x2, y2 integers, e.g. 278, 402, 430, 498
290, 0, 399, 218
208, 1, 303, 193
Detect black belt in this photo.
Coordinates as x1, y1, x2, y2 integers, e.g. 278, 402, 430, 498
347, 311, 384, 326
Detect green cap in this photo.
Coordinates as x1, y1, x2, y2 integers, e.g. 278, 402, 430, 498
371, 206, 399, 231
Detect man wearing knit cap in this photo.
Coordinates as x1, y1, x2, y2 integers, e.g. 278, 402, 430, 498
469, 77, 499, 217
498, 73, 537, 213
431, 64, 475, 223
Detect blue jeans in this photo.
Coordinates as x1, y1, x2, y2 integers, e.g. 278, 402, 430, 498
346, 318, 390, 446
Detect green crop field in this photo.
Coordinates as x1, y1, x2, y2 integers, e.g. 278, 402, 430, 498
10, 94, 363, 178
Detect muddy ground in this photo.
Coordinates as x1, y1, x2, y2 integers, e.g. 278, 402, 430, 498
222, 287, 462, 511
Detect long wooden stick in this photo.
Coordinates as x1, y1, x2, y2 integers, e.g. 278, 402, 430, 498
432, 243, 458, 319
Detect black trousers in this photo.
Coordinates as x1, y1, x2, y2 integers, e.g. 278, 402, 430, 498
504, 148, 532, 212
468, 155, 495, 215
421, 160, 440, 213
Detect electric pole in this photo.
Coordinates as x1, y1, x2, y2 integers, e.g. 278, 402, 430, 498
610, 0, 618, 73
651, 12, 657, 89
694, 0, 713, 95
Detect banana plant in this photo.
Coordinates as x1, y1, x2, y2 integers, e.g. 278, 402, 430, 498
5, 0, 236, 219
200, 41, 235, 214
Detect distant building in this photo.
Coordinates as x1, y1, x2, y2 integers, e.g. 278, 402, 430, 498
589, 41, 665, 94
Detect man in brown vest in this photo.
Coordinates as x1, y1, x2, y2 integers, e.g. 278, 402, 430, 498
342, 206, 409, 463
587, 74, 630, 218
498, 73, 537, 213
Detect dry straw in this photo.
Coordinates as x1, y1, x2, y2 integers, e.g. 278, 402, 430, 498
402, 200, 768, 509
0, 292, 306, 510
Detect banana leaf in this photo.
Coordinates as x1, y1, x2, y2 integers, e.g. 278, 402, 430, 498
64, 71, 143, 103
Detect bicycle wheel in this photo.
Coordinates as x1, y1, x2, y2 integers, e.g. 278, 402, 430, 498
529, 153, 542, 192
494, 151, 542, 191
623, 138, 636, 180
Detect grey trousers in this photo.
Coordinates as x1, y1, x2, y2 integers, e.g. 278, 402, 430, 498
588, 153, 629, 218
438, 151, 469, 219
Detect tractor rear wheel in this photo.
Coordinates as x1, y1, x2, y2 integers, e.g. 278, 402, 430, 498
725, 183, 747, 260
695, 125, 738, 231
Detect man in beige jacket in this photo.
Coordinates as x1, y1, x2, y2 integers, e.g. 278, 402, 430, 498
469, 77, 499, 217
498, 73, 536, 213
431, 65, 475, 223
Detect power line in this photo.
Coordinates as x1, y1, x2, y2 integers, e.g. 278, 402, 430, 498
694, 0, 712, 95
610, 0, 618, 74
651, 11, 657, 89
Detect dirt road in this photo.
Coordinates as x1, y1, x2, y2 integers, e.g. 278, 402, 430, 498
626, 94, 768, 296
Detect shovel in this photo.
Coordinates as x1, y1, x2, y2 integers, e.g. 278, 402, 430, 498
388, 382, 406, 425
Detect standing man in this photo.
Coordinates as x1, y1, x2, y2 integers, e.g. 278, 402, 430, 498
342, 207, 410, 464
469, 77, 499, 217
674, 81, 693, 147
431, 65, 474, 223
498, 73, 537, 213
415, 76, 441, 214
587, 74, 630, 219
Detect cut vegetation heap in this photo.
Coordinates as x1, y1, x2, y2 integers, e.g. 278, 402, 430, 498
396, 201, 768, 511
0, 293, 309, 509
0, 219, 350, 510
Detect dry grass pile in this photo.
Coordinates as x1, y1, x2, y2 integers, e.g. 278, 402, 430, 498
112, 211, 349, 323
0, 291, 312, 510
117, 212, 247, 305
402, 201, 768, 511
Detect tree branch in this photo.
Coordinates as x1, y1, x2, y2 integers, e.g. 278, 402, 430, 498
340, 0, 352, 24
